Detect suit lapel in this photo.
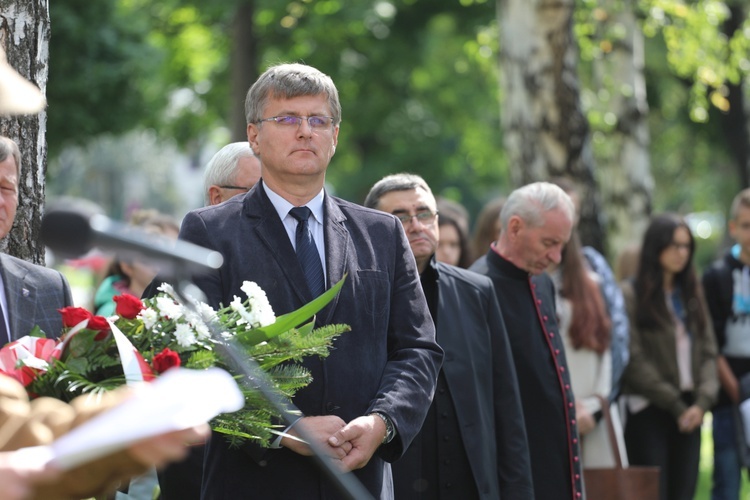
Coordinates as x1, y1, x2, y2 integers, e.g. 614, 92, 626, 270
0, 254, 35, 341
249, 184, 309, 305
435, 269, 466, 388
321, 196, 348, 324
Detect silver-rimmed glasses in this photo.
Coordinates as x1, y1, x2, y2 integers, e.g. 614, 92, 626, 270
256, 115, 334, 129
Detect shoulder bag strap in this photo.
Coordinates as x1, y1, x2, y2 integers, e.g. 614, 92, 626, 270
595, 394, 624, 469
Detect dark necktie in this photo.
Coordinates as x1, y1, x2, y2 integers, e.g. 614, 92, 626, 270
289, 207, 325, 297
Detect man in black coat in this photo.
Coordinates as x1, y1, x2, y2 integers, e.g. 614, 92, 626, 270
365, 173, 533, 500
179, 63, 443, 499
470, 181, 583, 500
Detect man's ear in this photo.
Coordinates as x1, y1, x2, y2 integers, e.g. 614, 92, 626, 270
507, 216, 523, 239
247, 124, 260, 154
208, 185, 223, 206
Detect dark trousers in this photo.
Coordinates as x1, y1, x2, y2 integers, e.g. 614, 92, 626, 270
625, 402, 701, 500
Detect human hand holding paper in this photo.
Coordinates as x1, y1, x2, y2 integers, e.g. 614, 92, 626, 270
13, 367, 243, 471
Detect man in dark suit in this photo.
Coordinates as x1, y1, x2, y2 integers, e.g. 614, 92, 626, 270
364, 173, 533, 500
0, 136, 72, 343
469, 182, 583, 500
178, 63, 443, 499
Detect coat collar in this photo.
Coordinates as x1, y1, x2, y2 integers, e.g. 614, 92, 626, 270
0, 254, 35, 340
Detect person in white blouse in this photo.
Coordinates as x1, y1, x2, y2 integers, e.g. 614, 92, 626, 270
549, 231, 628, 467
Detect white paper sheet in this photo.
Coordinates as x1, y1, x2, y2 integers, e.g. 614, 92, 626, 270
13, 367, 244, 470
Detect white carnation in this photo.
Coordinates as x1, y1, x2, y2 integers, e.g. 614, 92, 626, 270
157, 282, 176, 298
138, 308, 158, 329
174, 322, 197, 347
196, 302, 218, 323
192, 320, 211, 341
240, 281, 276, 327
155, 297, 184, 320
241, 281, 265, 300
230, 296, 253, 326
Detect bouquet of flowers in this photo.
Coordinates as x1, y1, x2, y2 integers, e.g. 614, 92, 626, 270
0, 277, 349, 446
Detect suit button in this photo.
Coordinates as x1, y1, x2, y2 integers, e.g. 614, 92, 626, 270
326, 402, 338, 413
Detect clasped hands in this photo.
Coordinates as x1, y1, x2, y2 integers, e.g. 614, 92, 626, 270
279, 415, 387, 472
677, 405, 704, 433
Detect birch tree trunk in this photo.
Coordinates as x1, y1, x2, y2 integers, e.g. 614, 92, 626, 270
590, 0, 653, 254
0, 0, 49, 264
497, 0, 606, 252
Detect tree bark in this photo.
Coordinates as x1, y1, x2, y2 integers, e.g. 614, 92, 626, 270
497, 0, 606, 253
229, 1, 259, 143
719, 4, 750, 191
0, 0, 49, 264
590, 0, 653, 255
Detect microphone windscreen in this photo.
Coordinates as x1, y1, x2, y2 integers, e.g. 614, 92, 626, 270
41, 208, 97, 258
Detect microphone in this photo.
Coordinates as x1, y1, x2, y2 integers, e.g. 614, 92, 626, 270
41, 207, 223, 276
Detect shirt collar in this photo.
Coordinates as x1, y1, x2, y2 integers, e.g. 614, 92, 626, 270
262, 182, 325, 224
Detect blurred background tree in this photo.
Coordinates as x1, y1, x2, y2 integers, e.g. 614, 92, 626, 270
29, 0, 749, 266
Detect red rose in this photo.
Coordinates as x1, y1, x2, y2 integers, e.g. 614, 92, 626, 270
152, 348, 181, 374
58, 307, 92, 328
87, 315, 111, 340
114, 294, 144, 319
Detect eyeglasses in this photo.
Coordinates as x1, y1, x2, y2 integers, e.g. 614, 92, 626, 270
395, 210, 438, 226
218, 185, 250, 192
256, 115, 334, 129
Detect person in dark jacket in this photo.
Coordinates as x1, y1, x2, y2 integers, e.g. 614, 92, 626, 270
470, 181, 583, 500
703, 188, 750, 500
622, 213, 718, 500
179, 63, 443, 500
365, 173, 533, 500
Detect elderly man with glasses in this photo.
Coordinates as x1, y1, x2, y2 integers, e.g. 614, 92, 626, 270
203, 142, 262, 206
364, 173, 533, 500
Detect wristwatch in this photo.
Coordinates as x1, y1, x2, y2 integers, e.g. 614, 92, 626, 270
371, 411, 395, 444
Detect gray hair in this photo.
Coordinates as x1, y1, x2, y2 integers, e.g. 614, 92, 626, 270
364, 173, 433, 209
500, 181, 575, 230
245, 63, 342, 126
203, 142, 256, 203
0, 136, 21, 179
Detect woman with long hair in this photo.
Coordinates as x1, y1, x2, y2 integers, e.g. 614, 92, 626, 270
435, 206, 472, 268
621, 213, 718, 500
549, 231, 624, 467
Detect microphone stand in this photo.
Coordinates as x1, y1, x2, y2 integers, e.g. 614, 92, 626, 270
172, 280, 374, 500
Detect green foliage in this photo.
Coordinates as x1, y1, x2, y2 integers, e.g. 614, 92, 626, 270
28, 359, 126, 402
47, 0, 510, 222
260, 0, 508, 213
638, 0, 749, 122
47, 0, 161, 156
45, 0, 750, 243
